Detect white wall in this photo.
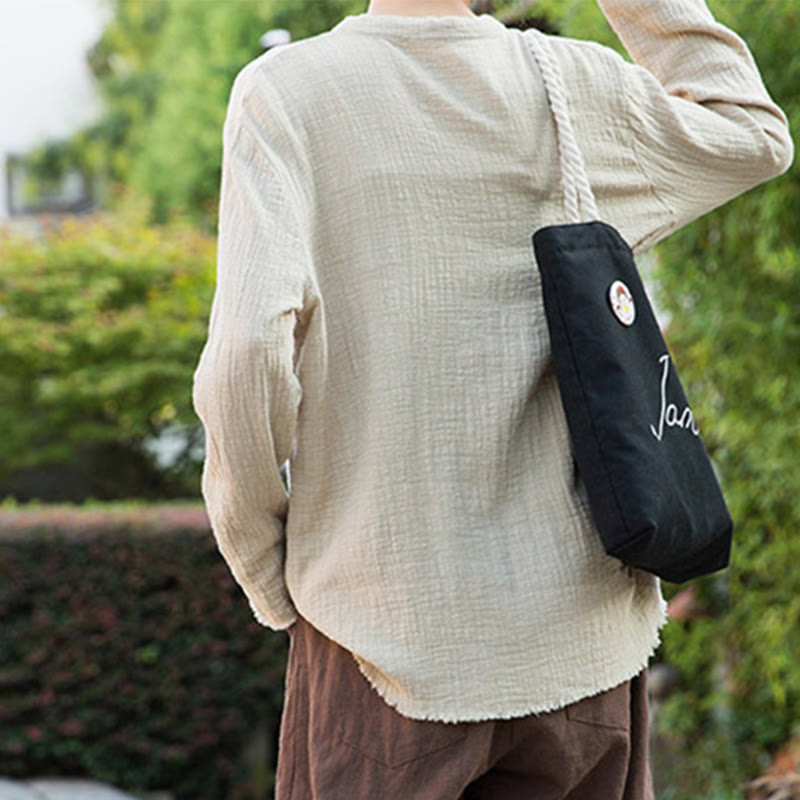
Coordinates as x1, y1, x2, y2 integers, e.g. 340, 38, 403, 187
0, 0, 109, 218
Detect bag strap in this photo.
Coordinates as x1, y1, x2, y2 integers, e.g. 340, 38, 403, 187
523, 28, 599, 224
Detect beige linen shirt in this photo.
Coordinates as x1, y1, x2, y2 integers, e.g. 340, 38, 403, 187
193, 0, 792, 722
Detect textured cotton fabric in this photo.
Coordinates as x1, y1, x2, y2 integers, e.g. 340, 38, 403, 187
192, 0, 792, 722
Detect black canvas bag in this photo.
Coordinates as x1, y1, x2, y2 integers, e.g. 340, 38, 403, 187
523, 29, 733, 584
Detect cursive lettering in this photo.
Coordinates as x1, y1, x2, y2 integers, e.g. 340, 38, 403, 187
650, 354, 700, 441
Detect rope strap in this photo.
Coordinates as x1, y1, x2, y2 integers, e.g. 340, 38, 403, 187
523, 28, 599, 224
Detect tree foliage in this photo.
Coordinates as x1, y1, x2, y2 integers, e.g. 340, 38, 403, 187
28, 0, 365, 228
0, 206, 216, 500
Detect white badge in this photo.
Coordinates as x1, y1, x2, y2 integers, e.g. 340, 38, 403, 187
609, 280, 636, 326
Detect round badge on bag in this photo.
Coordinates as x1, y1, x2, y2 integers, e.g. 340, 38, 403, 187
608, 280, 636, 326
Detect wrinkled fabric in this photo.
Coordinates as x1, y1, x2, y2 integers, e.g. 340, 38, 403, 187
193, 0, 792, 722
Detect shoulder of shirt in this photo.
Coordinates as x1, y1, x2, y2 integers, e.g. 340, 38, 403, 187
222, 32, 341, 191
221, 32, 332, 147
517, 28, 638, 116
230, 29, 343, 104
530, 29, 633, 79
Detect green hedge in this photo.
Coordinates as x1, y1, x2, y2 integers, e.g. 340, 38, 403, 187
0, 504, 287, 799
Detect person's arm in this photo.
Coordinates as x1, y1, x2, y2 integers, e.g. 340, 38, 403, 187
192, 66, 312, 630
558, 0, 793, 251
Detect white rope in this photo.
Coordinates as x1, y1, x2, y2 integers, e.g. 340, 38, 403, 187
523, 28, 599, 224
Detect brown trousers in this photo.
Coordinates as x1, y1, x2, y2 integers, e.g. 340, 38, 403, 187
275, 616, 655, 800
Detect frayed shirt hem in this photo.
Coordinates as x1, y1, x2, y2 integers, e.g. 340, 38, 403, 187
350, 595, 668, 724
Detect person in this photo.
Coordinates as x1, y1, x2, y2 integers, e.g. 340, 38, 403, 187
191, 0, 792, 796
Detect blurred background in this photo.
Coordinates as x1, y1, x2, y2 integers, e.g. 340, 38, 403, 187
0, 1, 797, 798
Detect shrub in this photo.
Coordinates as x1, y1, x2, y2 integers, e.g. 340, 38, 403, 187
0, 503, 288, 799
0, 207, 215, 500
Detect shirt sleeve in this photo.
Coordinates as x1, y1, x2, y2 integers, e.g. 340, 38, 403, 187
192, 70, 312, 630
561, 0, 794, 251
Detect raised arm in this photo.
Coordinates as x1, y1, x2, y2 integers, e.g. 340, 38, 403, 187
556, 0, 793, 250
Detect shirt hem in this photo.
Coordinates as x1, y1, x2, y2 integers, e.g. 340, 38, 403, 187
350, 592, 668, 724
